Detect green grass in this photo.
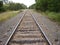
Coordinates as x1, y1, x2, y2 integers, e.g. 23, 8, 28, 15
0, 11, 20, 22
34, 10, 60, 24
45, 11, 60, 22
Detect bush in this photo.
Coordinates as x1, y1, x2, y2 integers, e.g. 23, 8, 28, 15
0, 7, 6, 12
0, 1, 3, 7
0, 1, 6, 12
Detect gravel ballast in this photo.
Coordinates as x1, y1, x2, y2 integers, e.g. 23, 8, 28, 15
31, 10, 60, 45
0, 11, 26, 45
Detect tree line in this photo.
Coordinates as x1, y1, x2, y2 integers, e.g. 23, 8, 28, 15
29, 0, 60, 12
0, 1, 27, 12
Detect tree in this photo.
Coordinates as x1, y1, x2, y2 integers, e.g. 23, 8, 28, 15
29, 4, 36, 9
47, 0, 60, 12
35, 0, 60, 12
0, 1, 6, 12
8, 2, 27, 10
0, 1, 3, 7
3, 0, 8, 4
21, 4, 27, 9
35, 0, 48, 11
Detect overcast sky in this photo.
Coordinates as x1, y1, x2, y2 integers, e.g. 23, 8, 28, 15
9, 0, 35, 7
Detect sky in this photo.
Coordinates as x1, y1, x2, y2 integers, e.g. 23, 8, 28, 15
9, 0, 35, 7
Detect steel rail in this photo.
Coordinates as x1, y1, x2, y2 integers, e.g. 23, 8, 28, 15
31, 13, 52, 45
5, 12, 26, 45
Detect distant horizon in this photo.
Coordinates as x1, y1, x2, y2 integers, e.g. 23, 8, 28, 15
9, 0, 35, 7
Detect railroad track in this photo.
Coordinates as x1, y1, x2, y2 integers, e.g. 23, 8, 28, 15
5, 11, 52, 45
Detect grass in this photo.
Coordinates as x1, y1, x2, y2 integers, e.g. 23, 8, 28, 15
0, 11, 20, 22
34, 10, 60, 24
45, 11, 60, 22
40, 11, 60, 24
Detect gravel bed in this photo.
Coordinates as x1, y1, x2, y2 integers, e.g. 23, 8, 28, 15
0, 11, 25, 45
31, 10, 60, 45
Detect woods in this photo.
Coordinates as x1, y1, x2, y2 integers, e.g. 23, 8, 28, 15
29, 0, 60, 12
35, 0, 60, 12
29, 4, 36, 9
29, 0, 60, 22
8, 2, 27, 11
0, 1, 6, 12
0, 1, 27, 12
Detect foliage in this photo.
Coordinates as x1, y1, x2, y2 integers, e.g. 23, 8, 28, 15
29, 4, 36, 9
21, 4, 27, 9
45, 11, 60, 22
35, 0, 48, 11
8, 2, 27, 11
0, 6, 6, 12
0, 1, 27, 12
0, 1, 3, 7
35, 0, 60, 12
0, 1, 6, 12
